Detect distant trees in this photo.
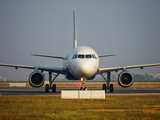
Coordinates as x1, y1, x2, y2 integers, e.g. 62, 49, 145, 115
133, 73, 160, 82
133, 74, 145, 81
2, 73, 160, 82
96, 73, 160, 82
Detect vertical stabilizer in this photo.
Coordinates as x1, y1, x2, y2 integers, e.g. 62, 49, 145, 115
73, 9, 77, 48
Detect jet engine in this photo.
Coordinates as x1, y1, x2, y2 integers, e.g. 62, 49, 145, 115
29, 71, 45, 87
118, 71, 134, 87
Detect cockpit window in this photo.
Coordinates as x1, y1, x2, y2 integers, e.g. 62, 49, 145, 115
72, 54, 77, 59
72, 54, 97, 59
92, 54, 97, 59
78, 54, 84, 58
86, 54, 92, 58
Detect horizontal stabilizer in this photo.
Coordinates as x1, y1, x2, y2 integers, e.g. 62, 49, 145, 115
99, 54, 117, 58
31, 54, 64, 59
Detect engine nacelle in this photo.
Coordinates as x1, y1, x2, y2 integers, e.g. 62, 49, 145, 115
118, 71, 134, 87
29, 71, 45, 87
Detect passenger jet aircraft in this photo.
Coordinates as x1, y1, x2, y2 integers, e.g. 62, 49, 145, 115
0, 9, 160, 93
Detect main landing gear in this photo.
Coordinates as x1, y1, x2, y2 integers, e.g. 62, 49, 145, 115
101, 72, 114, 93
45, 71, 59, 93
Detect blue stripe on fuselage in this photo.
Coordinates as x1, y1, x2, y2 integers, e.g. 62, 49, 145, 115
63, 67, 98, 80
63, 67, 79, 80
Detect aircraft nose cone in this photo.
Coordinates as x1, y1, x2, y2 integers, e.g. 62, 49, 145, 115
79, 62, 97, 78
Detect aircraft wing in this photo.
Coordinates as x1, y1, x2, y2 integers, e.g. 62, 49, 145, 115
97, 63, 160, 74
0, 63, 65, 74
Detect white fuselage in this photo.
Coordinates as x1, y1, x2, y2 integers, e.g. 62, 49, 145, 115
63, 46, 99, 80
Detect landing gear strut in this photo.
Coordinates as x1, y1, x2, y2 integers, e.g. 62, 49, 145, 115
80, 78, 87, 90
45, 71, 59, 93
101, 72, 113, 93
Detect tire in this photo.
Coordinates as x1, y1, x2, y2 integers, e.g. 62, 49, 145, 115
52, 84, 56, 92
45, 84, 49, 93
110, 84, 113, 92
102, 84, 106, 93
83, 87, 87, 90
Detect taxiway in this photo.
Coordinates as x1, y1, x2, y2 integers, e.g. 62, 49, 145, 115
0, 88, 160, 96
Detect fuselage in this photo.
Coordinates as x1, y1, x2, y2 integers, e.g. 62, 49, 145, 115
63, 46, 99, 80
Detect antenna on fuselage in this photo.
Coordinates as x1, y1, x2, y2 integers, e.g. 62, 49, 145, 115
73, 9, 77, 48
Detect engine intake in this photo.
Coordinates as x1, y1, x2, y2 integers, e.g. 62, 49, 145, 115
29, 71, 44, 87
118, 71, 134, 87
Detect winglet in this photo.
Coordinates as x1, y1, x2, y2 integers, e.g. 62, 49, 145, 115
73, 9, 77, 48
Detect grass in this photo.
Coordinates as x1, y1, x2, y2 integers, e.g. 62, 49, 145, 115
1, 82, 160, 89
0, 95, 160, 119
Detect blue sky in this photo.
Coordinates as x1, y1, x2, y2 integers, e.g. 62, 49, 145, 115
0, 0, 160, 81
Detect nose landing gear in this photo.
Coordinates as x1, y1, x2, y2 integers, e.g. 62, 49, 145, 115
80, 78, 87, 90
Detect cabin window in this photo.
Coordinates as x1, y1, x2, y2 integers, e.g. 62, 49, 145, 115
86, 54, 92, 58
72, 54, 78, 59
92, 54, 97, 59
78, 54, 84, 58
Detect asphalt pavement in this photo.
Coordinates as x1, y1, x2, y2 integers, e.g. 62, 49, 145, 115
0, 88, 160, 96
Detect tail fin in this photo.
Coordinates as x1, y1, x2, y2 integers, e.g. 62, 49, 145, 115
73, 9, 77, 48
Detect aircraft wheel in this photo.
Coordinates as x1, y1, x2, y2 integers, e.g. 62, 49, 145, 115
45, 84, 49, 93
110, 84, 113, 92
102, 84, 106, 93
83, 87, 87, 90
52, 84, 56, 92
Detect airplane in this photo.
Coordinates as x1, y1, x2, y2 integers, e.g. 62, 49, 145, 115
0, 9, 160, 93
